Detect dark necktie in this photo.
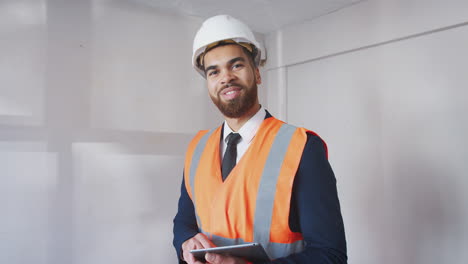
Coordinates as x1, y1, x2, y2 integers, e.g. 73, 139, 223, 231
221, 132, 242, 181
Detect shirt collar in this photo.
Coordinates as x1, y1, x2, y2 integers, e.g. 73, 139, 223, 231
223, 106, 266, 144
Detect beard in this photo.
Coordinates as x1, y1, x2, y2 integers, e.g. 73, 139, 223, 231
210, 82, 258, 118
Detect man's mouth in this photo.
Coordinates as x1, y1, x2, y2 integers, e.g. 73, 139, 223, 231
220, 85, 242, 100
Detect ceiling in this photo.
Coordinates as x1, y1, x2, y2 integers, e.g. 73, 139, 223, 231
130, 0, 364, 34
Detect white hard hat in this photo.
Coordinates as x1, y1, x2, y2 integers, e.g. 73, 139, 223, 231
192, 14, 262, 77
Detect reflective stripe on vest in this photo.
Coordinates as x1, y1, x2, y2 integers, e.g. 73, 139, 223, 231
253, 123, 304, 256
188, 129, 214, 228
186, 119, 306, 259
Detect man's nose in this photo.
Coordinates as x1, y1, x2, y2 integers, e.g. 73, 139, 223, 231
220, 69, 235, 84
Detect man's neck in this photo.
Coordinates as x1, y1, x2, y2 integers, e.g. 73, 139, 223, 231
224, 103, 261, 132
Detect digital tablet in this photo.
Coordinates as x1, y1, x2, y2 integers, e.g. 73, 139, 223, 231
190, 243, 270, 262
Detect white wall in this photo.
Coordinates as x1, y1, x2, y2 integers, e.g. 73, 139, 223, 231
0, 0, 223, 263
265, 0, 468, 263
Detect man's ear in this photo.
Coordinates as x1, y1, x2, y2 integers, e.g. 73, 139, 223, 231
255, 68, 262, 85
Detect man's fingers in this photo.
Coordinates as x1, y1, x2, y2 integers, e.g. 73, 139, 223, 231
183, 254, 194, 264
192, 240, 203, 249
182, 233, 217, 264
205, 253, 247, 264
205, 253, 222, 263
182, 240, 198, 264
195, 233, 216, 248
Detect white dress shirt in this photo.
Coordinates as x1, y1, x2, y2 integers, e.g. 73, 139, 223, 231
221, 106, 266, 163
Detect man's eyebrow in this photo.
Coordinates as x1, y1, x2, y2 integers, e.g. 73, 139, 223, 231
204, 57, 246, 74
229, 57, 245, 65
205, 64, 218, 73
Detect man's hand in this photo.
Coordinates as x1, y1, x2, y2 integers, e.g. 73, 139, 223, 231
205, 253, 248, 264
182, 233, 216, 264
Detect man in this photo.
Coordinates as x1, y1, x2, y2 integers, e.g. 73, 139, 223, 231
173, 15, 347, 264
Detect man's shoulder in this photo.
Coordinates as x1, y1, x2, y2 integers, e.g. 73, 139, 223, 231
279, 121, 328, 157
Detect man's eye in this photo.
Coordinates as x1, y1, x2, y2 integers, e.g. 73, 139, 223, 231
208, 70, 218, 76
233, 63, 244, 69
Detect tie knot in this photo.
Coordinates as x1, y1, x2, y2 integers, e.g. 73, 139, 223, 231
226, 132, 241, 146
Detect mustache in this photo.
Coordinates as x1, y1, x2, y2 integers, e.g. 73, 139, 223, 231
218, 83, 243, 97
222, 82, 243, 90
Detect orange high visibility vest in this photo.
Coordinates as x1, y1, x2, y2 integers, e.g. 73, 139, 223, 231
183, 117, 327, 259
